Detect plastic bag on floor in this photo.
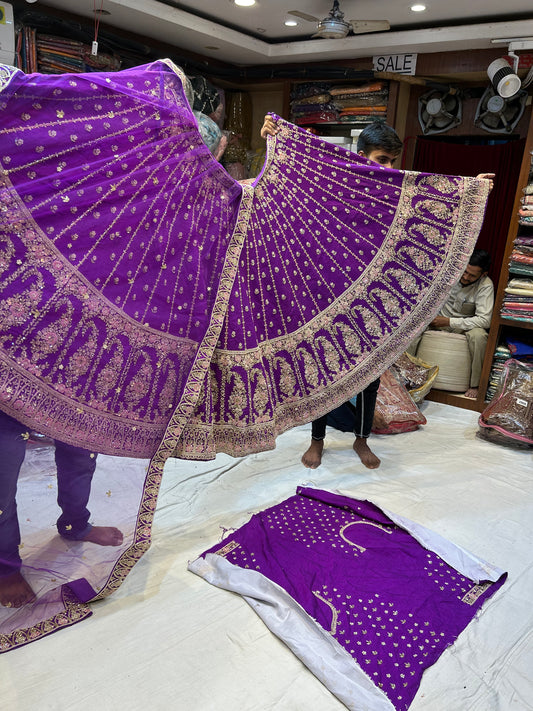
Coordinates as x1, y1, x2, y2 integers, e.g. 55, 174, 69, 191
372, 368, 427, 435
478, 358, 533, 448
391, 352, 439, 404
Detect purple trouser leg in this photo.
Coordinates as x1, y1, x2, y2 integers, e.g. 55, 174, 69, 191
0, 411, 97, 577
0, 412, 27, 576
55, 441, 96, 541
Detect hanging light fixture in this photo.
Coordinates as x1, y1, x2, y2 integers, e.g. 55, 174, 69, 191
487, 58, 521, 98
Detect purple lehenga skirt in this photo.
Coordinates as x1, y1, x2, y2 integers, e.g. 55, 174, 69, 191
0, 60, 490, 649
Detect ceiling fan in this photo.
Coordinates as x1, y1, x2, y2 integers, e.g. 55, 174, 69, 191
289, 1, 390, 40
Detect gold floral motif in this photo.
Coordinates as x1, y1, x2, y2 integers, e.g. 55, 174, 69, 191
0, 585, 91, 653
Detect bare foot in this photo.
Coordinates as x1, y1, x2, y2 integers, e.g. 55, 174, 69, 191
83, 526, 123, 546
464, 387, 478, 399
301, 439, 324, 469
353, 437, 381, 469
0, 570, 36, 608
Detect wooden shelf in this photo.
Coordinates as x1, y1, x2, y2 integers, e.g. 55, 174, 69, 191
499, 316, 533, 330
425, 389, 484, 412
477, 111, 533, 404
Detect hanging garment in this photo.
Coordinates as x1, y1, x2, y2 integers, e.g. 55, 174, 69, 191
0, 59, 490, 650
190, 487, 506, 711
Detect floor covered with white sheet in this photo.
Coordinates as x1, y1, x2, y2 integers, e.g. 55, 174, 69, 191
2, 401, 532, 711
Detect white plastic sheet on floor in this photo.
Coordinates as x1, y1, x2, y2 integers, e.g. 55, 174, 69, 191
2, 401, 532, 711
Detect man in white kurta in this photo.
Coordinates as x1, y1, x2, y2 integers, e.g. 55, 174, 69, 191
409, 249, 494, 398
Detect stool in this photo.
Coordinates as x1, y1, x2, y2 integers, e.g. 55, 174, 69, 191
417, 331, 471, 392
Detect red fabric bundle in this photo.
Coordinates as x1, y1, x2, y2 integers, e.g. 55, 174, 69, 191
372, 368, 427, 434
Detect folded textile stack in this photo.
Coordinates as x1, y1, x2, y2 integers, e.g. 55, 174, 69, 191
509, 223, 533, 280
16, 29, 121, 73
508, 179, 533, 278
290, 82, 332, 102
486, 344, 512, 401
15, 26, 37, 73
290, 82, 337, 125
289, 81, 389, 126
330, 81, 388, 123
501, 278, 533, 323
519, 193, 533, 226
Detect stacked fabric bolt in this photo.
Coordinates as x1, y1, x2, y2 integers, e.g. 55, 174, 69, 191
519, 193, 533, 225
509, 242, 533, 277
290, 83, 337, 125
17, 30, 121, 73
501, 278, 533, 323
290, 82, 332, 102
509, 191, 533, 280
330, 81, 388, 123
485, 344, 512, 401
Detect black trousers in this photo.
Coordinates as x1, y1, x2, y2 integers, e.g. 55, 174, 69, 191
311, 377, 380, 441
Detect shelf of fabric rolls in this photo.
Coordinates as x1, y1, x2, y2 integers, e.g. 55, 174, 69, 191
424, 115, 533, 412
287, 79, 399, 144
477, 115, 533, 407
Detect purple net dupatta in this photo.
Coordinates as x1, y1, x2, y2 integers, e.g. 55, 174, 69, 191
0, 60, 490, 650
190, 488, 507, 711
0, 60, 243, 458
0, 59, 245, 650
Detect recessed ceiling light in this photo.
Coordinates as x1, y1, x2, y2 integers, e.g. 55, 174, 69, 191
285, 20, 297, 27
234, 0, 256, 7
411, 4, 426, 11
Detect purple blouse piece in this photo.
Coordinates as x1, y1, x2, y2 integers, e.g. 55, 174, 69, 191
193, 488, 506, 710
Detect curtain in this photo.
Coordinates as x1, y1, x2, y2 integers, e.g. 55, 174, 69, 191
413, 137, 525, 288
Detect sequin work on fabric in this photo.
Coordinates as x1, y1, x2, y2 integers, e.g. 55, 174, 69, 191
0, 61, 243, 456
0, 60, 491, 654
200, 488, 506, 710
0, 61, 489, 462
176, 119, 489, 458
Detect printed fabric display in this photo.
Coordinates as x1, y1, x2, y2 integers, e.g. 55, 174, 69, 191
190, 487, 506, 711
0, 59, 490, 650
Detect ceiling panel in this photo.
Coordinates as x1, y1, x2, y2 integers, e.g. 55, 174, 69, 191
13, 0, 533, 65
